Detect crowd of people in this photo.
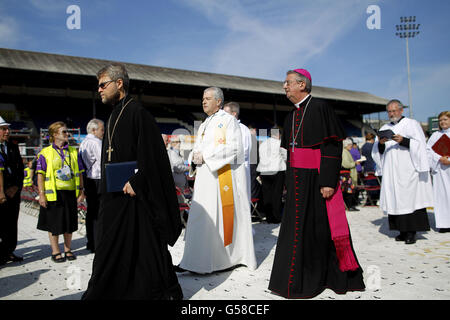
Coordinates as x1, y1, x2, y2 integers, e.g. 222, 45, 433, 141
0, 64, 448, 300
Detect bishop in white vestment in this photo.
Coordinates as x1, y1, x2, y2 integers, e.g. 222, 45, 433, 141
178, 87, 256, 274
426, 111, 450, 232
372, 100, 432, 244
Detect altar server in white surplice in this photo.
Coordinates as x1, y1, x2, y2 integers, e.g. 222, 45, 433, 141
372, 99, 433, 245
176, 87, 256, 274
426, 111, 450, 233
223, 102, 252, 205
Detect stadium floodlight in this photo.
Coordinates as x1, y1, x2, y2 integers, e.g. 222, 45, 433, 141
395, 16, 420, 119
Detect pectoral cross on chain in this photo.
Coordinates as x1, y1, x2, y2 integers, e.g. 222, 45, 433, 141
290, 141, 297, 152
107, 145, 113, 162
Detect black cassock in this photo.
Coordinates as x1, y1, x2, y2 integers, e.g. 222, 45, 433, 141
268, 96, 365, 299
82, 96, 183, 300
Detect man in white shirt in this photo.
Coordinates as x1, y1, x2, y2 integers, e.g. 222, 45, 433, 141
256, 128, 287, 223
167, 136, 189, 190
79, 118, 104, 252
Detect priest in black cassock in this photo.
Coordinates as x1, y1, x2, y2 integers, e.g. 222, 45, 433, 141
268, 69, 365, 299
82, 63, 183, 300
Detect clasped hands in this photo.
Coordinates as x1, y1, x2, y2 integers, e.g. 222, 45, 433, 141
192, 151, 204, 165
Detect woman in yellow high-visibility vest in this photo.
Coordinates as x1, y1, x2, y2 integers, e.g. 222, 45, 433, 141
23, 160, 33, 187
36, 122, 85, 263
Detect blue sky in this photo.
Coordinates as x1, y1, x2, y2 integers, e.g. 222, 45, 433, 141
1, 0, 449, 123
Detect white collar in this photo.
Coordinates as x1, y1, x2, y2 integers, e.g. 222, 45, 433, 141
206, 109, 222, 119
294, 94, 311, 109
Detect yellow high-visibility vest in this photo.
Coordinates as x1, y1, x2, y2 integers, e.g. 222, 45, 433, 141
38, 145, 82, 202
23, 167, 33, 187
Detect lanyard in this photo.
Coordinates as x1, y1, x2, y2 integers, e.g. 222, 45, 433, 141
54, 145, 71, 168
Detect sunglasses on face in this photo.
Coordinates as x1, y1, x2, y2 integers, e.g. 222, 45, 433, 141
98, 80, 115, 89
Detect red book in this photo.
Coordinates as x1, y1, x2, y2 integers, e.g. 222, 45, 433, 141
432, 134, 450, 157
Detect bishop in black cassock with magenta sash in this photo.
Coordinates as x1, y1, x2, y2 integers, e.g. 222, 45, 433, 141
82, 64, 182, 300
268, 69, 364, 299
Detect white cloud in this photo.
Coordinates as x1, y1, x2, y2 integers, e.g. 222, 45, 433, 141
0, 14, 19, 46
180, 0, 380, 80
28, 0, 68, 14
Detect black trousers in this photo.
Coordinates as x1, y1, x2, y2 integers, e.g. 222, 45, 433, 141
343, 192, 358, 209
0, 190, 21, 260
85, 178, 100, 251
260, 171, 285, 222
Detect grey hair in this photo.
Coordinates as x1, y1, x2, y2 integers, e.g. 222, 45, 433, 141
97, 63, 130, 93
343, 138, 353, 147
386, 99, 404, 110
287, 70, 312, 93
223, 101, 240, 116
204, 87, 224, 108
86, 118, 104, 134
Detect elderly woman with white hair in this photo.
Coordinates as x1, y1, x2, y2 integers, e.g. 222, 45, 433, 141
341, 138, 360, 211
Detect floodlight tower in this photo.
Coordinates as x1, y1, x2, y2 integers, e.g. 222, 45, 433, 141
395, 16, 420, 119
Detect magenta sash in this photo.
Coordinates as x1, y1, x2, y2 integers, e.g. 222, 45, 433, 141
290, 148, 359, 272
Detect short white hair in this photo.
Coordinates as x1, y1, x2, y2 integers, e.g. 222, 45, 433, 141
343, 138, 353, 147
86, 119, 104, 134
204, 87, 224, 108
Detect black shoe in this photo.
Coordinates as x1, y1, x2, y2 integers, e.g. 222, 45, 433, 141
51, 253, 66, 263
348, 207, 360, 212
439, 228, 450, 233
405, 232, 416, 245
8, 253, 23, 262
173, 265, 187, 273
64, 251, 77, 261
395, 232, 406, 241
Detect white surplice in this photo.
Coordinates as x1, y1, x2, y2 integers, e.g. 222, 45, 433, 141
372, 117, 433, 215
239, 121, 252, 203
179, 110, 256, 273
427, 129, 450, 228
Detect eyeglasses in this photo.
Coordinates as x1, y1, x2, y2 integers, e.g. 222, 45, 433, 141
61, 130, 68, 134
283, 79, 302, 86
98, 80, 115, 89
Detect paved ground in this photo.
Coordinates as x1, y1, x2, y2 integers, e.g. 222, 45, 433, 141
1, 201, 449, 300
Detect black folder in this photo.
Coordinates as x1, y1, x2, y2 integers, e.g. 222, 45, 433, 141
105, 161, 138, 193
378, 129, 395, 140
